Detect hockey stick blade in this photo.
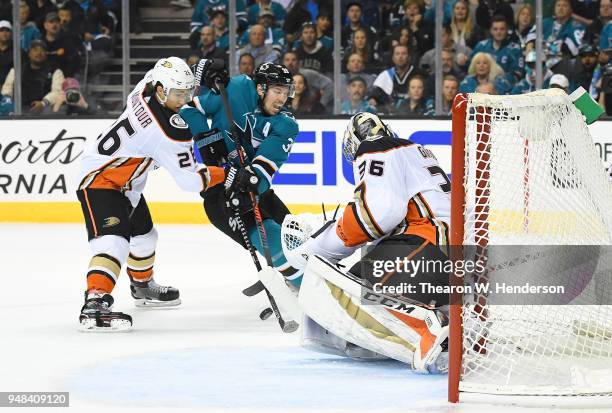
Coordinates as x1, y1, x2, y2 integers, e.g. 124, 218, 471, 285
280, 319, 299, 333
243, 280, 265, 296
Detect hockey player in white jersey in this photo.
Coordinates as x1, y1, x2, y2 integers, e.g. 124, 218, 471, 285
76, 57, 226, 331
285, 112, 451, 372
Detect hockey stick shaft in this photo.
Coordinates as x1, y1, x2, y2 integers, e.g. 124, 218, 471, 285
215, 80, 296, 332
216, 82, 273, 267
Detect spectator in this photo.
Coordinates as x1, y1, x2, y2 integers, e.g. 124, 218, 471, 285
342, 27, 380, 74
403, 0, 434, 57
0, 20, 12, 86
459, 51, 512, 94
19, 1, 42, 52
382, 27, 418, 67
475, 0, 515, 30
81, 0, 114, 72
210, 7, 229, 50
425, 74, 460, 115
586, 0, 612, 46
58, 2, 85, 37
471, 15, 524, 83
41, 12, 82, 78
315, 11, 332, 46
341, 76, 375, 114
247, 0, 287, 27
238, 52, 255, 77
475, 82, 497, 94
512, 4, 535, 50
2, 40, 64, 114
282, 50, 333, 108
293, 11, 333, 51
424, 48, 466, 96
236, 24, 280, 71
511, 50, 553, 94
420, 25, 471, 75
395, 75, 428, 116
368, 44, 425, 113
526, 0, 586, 68
190, 0, 246, 34
27, 0, 57, 32
549, 73, 570, 93
51, 77, 99, 115
571, 0, 600, 27
104, 0, 144, 34
450, 0, 484, 49
341, 2, 378, 50
239, 9, 285, 48
340, 52, 377, 100
569, 43, 599, 91
193, 26, 228, 62
294, 21, 333, 75
289, 73, 326, 115
283, 0, 333, 45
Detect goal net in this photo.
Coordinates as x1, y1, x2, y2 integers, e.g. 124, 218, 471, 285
449, 90, 612, 402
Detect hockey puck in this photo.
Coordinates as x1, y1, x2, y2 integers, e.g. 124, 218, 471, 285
259, 307, 273, 320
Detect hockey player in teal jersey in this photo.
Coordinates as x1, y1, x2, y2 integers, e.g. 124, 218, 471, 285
180, 60, 302, 285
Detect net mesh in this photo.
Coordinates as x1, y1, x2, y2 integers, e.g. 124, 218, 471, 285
458, 90, 612, 396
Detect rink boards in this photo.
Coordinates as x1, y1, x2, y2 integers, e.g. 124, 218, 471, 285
0, 117, 611, 223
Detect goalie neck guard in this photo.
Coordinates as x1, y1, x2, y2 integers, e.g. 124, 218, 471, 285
343, 112, 395, 162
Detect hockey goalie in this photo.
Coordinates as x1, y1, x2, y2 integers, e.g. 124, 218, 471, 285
282, 112, 451, 374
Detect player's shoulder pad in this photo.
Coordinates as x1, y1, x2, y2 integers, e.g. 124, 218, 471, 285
146, 95, 192, 142
355, 137, 414, 158
266, 110, 298, 137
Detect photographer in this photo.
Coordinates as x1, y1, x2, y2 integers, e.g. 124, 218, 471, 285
51, 77, 98, 115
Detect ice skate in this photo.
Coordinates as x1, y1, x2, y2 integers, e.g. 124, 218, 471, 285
130, 277, 181, 307
79, 292, 133, 332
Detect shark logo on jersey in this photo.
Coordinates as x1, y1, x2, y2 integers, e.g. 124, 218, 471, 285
103, 217, 121, 227
170, 114, 189, 129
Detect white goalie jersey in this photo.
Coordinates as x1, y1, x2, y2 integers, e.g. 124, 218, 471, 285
77, 75, 223, 206
297, 136, 451, 263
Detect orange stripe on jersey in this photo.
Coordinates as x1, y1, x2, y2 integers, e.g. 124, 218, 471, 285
87, 272, 116, 293
386, 308, 437, 362
354, 183, 385, 239
405, 198, 438, 245
83, 189, 98, 237
88, 158, 146, 190
336, 202, 374, 247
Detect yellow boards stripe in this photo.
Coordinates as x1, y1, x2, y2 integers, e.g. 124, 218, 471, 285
0, 202, 332, 224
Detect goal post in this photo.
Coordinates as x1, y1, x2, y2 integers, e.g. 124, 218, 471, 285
449, 90, 612, 403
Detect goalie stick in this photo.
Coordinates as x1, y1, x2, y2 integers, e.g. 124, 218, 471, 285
216, 80, 298, 333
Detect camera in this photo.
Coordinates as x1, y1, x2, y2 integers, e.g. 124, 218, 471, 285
65, 89, 81, 104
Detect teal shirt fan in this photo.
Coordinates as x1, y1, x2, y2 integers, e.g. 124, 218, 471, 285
179, 68, 302, 286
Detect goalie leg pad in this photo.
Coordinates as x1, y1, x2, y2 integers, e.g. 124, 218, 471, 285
301, 315, 388, 360
299, 255, 448, 372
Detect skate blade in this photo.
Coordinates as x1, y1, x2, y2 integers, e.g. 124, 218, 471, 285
133, 298, 181, 308
78, 318, 133, 333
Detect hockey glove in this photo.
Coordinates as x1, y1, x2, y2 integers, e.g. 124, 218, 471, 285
192, 58, 229, 94
193, 128, 228, 166
224, 166, 260, 211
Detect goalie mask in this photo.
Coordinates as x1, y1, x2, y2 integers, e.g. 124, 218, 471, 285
343, 112, 394, 162
151, 56, 195, 104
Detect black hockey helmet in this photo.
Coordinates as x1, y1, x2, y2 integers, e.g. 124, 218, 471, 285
254, 62, 295, 98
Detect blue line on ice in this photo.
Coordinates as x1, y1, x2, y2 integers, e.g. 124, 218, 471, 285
67, 347, 447, 409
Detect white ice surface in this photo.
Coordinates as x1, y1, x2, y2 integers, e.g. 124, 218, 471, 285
1, 223, 611, 413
